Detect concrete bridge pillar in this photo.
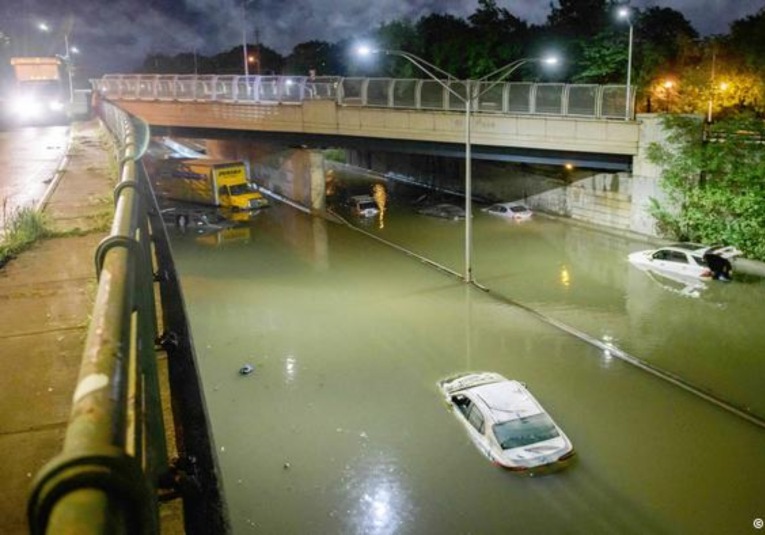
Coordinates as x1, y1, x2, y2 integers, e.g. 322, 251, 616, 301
205, 140, 327, 213
629, 114, 672, 236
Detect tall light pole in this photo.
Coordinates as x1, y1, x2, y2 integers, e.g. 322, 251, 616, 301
356, 47, 557, 283
618, 6, 634, 121
39, 21, 75, 104
242, 1, 249, 77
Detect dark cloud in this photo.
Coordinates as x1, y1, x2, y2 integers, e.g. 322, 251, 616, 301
4, 0, 764, 74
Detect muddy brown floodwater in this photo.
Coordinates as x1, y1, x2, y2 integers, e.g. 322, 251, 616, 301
171, 198, 765, 535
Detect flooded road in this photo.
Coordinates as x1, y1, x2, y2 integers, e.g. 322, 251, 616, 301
171, 195, 765, 534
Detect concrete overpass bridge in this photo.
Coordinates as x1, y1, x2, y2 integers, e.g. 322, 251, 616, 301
94, 74, 663, 236
94, 74, 641, 170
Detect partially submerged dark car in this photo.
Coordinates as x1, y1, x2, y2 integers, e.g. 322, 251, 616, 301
417, 203, 466, 220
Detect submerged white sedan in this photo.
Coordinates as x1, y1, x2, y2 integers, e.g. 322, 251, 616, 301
628, 243, 742, 281
438, 372, 575, 473
482, 201, 533, 221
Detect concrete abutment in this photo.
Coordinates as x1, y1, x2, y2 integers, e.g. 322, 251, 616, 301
199, 114, 670, 239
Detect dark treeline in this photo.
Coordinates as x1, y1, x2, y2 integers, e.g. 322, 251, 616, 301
141, 0, 765, 115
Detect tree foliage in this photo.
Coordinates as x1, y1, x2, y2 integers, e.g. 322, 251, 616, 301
133, 1, 765, 118
647, 113, 765, 259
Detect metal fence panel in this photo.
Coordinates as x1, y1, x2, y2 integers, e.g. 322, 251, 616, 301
95, 74, 636, 120
137, 78, 155, 99
156, 78, 175, 99
602, 85, 629, 118
258, 76, 281, 101
281, 77, 306, 102
420, 80, 445, 109
306, 77, 340, 100
392, 79, 417, 108
121, 77, 139, 99
175, 76, 197, 101
446, 81, 468, 111
535, 84, 565, 114
476, 81, 504, 113
507, 83, 533, 113
366, 79, 391, 107
568, 85, 598, 116
340, 78, 365, 105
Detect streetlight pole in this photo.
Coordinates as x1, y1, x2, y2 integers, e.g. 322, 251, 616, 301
356, 47, 556, 283
64, 33, 73, 104
242, 1, 249, 77
39, 22, 75, 104
618, 7, 633, 121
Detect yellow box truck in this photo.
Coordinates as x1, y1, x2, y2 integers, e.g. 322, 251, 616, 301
154, 159, 268, 210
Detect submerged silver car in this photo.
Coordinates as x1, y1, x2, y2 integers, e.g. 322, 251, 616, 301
438, 372, 575, 473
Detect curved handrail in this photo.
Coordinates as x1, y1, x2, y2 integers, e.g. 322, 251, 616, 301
28, 102, 168, 534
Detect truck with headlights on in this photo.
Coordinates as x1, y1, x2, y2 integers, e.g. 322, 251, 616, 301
5, 57, 68, 123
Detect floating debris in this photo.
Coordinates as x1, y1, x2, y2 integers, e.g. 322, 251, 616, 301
283, 462, 291, 470
239, 364, 255, 376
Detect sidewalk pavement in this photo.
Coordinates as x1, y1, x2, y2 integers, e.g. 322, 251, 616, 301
0, 120, 182, 534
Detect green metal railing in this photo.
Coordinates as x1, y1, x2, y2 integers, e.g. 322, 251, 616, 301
27, 101, 229, 533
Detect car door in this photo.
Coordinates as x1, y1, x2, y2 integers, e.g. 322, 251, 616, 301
651, 249, 686, 274
452, 395, 492, 460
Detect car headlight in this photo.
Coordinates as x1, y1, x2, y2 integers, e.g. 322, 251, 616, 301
10, 96, 43, 118
49, 100, 64, 111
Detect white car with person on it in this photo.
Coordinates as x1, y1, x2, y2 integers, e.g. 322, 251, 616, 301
438, 372, 575, 473
628, 242, 742, 282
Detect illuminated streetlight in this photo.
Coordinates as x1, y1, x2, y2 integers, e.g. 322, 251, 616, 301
617, 6, 634, 120
662, 80, 675, 113
356, 46, 558, 283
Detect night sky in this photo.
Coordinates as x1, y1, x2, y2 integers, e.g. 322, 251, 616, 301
3, 0, 764, 75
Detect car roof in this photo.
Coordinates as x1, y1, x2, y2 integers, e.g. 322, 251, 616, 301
470, 380, 543, 423
492, 201, 527, 208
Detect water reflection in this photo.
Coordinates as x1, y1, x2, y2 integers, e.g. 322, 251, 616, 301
342, 452, 410, 535
629, 264, 707, 299
373, 183, 387, 230
283, 355, 298, 384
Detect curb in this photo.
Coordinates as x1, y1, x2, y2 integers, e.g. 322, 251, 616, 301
35, 124, 75, 213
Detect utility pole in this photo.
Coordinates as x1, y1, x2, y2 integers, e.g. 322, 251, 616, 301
242, 0, 249, 77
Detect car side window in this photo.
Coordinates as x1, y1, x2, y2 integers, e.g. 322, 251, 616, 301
667, 251, 688, 263
466, 405, 485, 434
652, 250, 669, 260
452, 395, 471, 418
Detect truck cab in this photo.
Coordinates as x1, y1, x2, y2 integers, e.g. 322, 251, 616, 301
218, 180, 268, 211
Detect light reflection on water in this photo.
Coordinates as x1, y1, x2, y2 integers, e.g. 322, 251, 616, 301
172, 202, 765, 534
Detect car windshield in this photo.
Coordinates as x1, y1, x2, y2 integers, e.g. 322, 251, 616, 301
359, 201, 377, 210
228, 183, 252, 196
493, 413, 560, 450
510, 206, 529, 213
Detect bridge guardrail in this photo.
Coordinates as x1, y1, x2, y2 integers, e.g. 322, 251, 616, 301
27, 101, 166, 534
94, 74, 636, 120
27, 101, 228, 533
